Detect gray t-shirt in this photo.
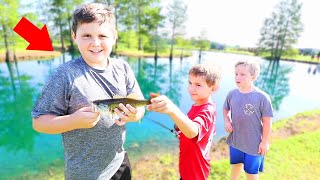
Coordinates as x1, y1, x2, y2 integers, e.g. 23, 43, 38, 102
32, 56, 143, 180
224, 87, 273, 156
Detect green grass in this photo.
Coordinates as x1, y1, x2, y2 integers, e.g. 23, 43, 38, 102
260, 130, 320, 179
282, 54, 320, 63
209, 130, 320, 179
209, 109, 320, 179
273, 110, 320, 131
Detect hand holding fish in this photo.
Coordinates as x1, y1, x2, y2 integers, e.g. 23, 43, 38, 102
147, 95, 178, 115
114, 103, 140, 125
91, 94, 147, 126
71, 107, 101, 129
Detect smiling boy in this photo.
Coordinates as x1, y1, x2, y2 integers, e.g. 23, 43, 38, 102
32, 3, 144, 180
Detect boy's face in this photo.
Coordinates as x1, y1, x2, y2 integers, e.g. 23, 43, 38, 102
235, 64, 256, 89
72, 22, 116, 68
188, 74, 215, 105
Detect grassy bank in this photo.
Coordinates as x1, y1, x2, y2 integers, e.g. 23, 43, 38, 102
0, 49, 61, 62
212, 49, 320, 64
132, 109, 320, 179
0, 47, 190, 63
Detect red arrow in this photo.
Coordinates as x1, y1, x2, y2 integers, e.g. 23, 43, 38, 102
13, 17, 54, 51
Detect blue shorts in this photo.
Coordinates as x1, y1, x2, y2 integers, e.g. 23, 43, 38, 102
229, 146, 264, 174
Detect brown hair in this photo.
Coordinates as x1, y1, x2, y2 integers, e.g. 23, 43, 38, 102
72, 3, 117, 38
189, 64, 221, 87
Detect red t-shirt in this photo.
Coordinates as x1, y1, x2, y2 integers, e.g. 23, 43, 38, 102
179, 102, 216, 180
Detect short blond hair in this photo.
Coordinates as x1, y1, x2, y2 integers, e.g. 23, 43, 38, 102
72, 3, 117, 39
235, 60, 260, 78
189, 64, 221, 87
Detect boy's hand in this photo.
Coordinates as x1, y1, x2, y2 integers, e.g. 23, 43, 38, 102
224, 120, 233, 133
147, 95, 175, 115
258, 141, 270, 155
114, 103, 139, 125
71, 107, 100, 129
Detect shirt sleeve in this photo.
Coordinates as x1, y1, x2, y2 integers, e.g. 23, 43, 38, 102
124, 61, 144, 99
261, 94, 273, 117
31, 68, 70, 118
224, 91, 231, 111
193, 110, 215, 142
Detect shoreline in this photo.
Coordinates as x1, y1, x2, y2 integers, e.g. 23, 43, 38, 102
2, 49, 319, 64
0, 50, 61, 62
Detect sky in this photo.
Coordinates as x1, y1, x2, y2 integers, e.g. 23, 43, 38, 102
21, 0, 319, 49
179, 0, 320, 49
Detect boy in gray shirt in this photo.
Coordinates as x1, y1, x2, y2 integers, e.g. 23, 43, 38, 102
31, 3, 144, 180
224, 60, 273, 180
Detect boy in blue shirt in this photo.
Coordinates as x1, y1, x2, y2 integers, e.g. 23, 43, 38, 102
224, 60, 273, 180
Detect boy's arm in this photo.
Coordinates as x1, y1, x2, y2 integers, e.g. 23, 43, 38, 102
167, 106, 199, 138
33, 107, 100, 134
147, 95, 198, 138
258, 117, 272, 155
223, 109, 233, 133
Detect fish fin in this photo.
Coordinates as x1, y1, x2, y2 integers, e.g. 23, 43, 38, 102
126, 93, 141, 99
113, 94, 125, 99
150, 92, 160, 98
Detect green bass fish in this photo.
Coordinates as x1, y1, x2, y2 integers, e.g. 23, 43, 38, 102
91, 97, 151, 119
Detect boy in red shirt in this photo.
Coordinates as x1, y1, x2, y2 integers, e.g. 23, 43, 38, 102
147, 64, 221, 180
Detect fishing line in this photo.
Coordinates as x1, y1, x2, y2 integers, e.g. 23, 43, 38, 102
143, 116, 180, 137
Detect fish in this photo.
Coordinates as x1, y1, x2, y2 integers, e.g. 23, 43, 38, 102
91, 93, 156, 120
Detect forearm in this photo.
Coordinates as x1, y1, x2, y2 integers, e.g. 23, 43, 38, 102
168, 105, 198, 139
33, 114, 77, 134
261, 117, 272, 143
223, 109, 231, 123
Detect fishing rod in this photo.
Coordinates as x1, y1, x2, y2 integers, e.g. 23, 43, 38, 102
144, 116, 180, 137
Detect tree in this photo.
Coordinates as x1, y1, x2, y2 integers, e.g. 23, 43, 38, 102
258, 0, 303, 61
175, 36, 191, 60
0, 0, 19, 62
116, 0, 163, 52
195, 30, 211, 60
65, 0, 84, 52
49, 0, 68, 51
167, 0, 187, 60
47, 0, 84, 52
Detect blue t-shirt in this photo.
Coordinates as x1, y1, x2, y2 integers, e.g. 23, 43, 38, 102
32, 56, 143, 180
224, 87, 273, 155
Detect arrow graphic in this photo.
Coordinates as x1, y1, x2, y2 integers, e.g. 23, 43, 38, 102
13, 17, 54, 51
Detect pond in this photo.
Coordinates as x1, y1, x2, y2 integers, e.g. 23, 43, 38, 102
1, 51, 320, 178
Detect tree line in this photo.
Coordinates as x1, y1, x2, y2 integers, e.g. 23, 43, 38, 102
1, 0, 304, 62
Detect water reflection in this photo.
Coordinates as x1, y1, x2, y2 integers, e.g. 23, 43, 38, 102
308, 64, 320, 75
125, 57, 188, 106
256, 60, 292, 111
0, 62, 38, 152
